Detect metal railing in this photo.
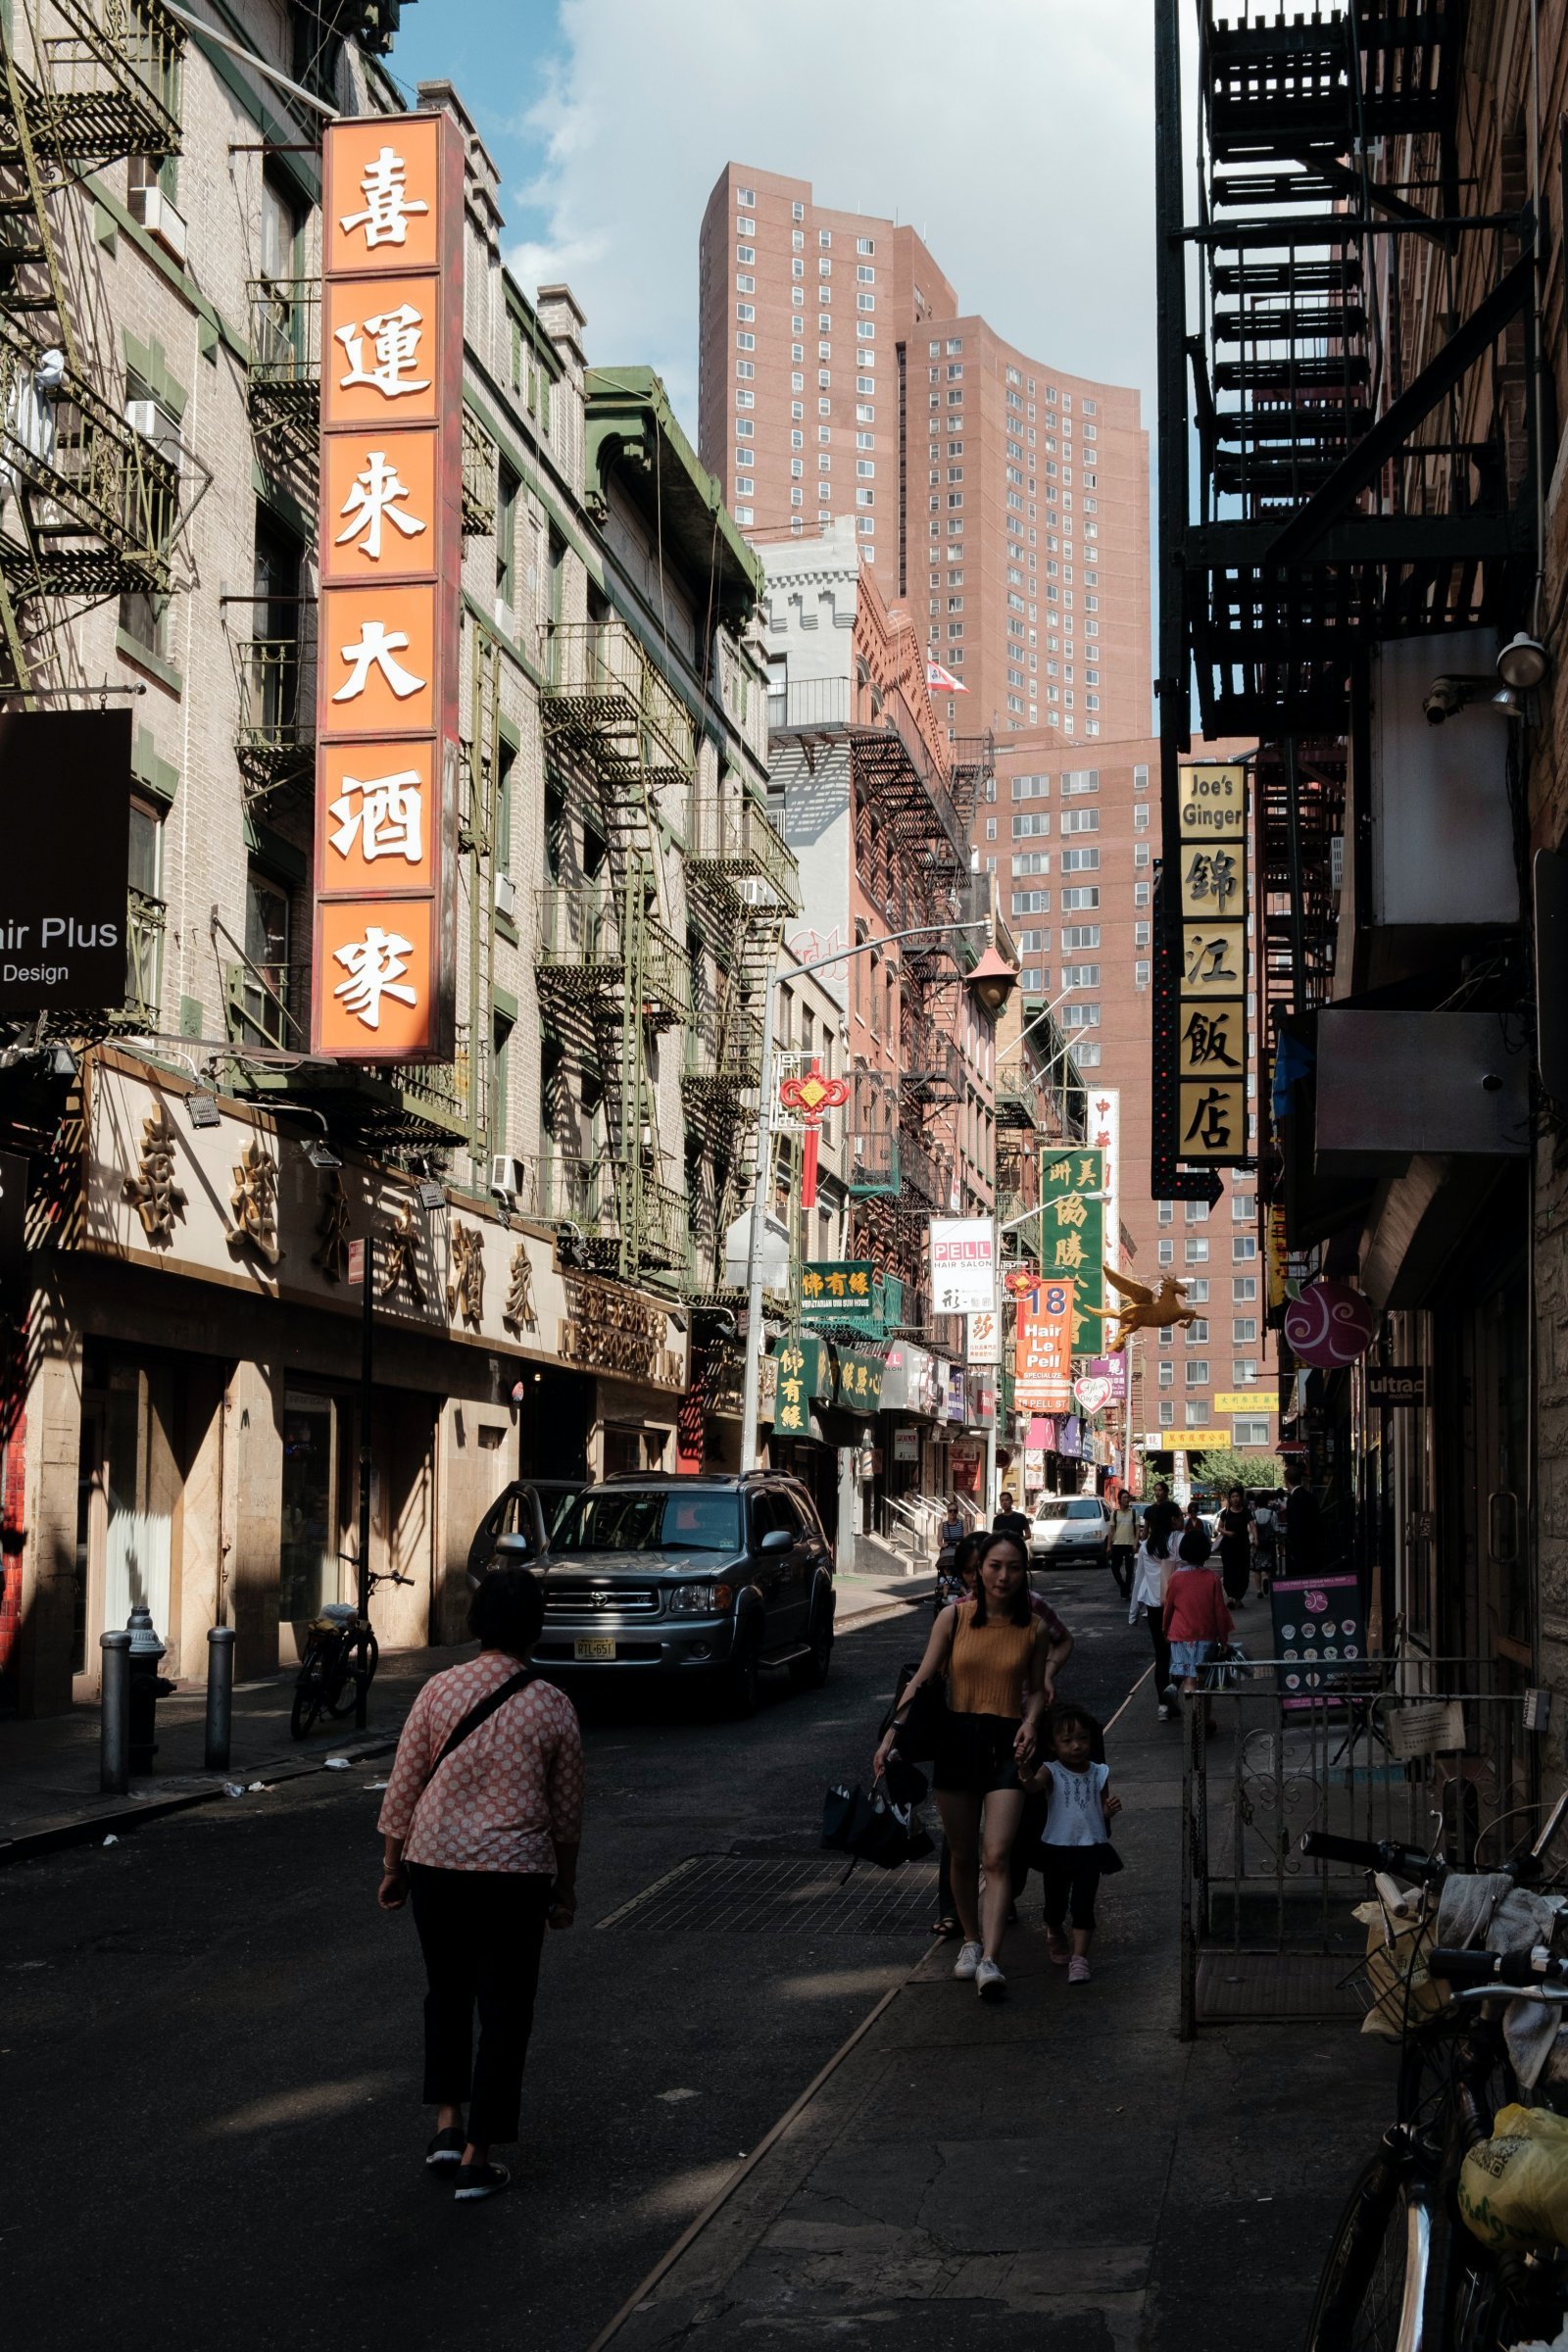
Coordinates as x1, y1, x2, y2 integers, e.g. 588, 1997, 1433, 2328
123, 887, 164, 1026
222, 957, 299, 1054
462, 410, 495, 536
686, 792, 800, 911
542, 620, 696, 782
31, 0, 185, 165
0, 318, 178, 595
767, 674, 852, 733
232, 629, 315, 793
1180, 1658, 1534, 2036
534, 887, 692, 1025
247, 279, 318, 394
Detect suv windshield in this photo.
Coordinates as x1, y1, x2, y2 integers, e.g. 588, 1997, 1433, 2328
1036, 1499, 1102, 1522
556, 1490, 741, 1555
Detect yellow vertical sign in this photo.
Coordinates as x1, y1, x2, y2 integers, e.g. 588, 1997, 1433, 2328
1175, 761, 1249, 1163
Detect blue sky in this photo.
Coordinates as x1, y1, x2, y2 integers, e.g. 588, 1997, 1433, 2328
383, 1, 1158, 451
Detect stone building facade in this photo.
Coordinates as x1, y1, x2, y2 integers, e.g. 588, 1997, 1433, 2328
0, 5, 794, 1712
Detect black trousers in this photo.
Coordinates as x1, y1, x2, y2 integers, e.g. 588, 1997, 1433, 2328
1144, 1605, 1172, 1707
408, 1864, 553, 2145
1040, 1844, 1102, 1933
1110, 1544, 1135, 1597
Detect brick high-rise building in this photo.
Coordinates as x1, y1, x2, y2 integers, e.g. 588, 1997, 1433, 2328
698, 164, 1151, 752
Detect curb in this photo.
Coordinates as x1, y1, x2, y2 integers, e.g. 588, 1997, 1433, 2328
0, 1731, 401, 1870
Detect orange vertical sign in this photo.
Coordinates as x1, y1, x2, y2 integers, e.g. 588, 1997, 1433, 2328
1013, 1277, 1075, 1412
312, 114, 464, 1060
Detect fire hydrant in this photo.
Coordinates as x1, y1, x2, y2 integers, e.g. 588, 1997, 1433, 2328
126, 1603, 176, 1772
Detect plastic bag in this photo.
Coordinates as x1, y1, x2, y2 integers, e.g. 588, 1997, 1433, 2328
1460, 2104, 1568, 2253
1354, 1886, 1443, 2040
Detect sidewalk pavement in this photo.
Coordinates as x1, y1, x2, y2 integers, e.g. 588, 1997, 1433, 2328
599, 1680, 1397, 2352
0, 1567, 934, 1867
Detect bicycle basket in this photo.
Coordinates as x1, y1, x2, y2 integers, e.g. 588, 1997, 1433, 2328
309, 1603, 357, 1634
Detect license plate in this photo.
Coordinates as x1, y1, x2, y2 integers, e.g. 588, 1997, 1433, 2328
573, 1637, 616, 1661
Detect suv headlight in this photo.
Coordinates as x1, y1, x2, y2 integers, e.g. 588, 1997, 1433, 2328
667, 1580, 733, 1617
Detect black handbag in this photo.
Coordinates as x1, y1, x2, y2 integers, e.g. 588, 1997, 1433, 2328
880, 1670, 951, 1765
821, 1779, 934, 1874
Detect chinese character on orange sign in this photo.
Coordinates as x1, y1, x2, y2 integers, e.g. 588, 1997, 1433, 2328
313, 114, 463, 1062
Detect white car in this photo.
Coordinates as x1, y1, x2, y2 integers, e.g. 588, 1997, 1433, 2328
1028, 1495, 1112, 1570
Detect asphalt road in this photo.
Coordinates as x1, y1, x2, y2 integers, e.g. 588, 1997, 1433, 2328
0, 1576, 1150, 2352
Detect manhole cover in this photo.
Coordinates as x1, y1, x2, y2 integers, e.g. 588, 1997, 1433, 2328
597, 1853, 940, 1934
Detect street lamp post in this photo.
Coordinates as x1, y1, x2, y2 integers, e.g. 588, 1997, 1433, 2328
738, 920, 996, 1473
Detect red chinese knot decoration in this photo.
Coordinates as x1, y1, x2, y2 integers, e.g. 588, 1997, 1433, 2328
778, 1059, 850, 1208
1283, 1278, 1377, 1369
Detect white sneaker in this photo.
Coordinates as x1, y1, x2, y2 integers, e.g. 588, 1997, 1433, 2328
1157, 1704, 1174, 1722
975, 1956, 1006, 2001
953, 1939, 983, 1981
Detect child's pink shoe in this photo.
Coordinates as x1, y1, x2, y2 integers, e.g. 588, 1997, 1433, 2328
1067, 1955, 1091, 1984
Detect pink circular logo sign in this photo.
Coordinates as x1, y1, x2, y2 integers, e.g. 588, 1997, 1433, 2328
1283, 1279, 1376, 1369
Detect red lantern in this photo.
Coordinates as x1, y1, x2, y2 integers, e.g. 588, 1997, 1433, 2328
1283, 1279, 1376, 1369
778, 1059, 850, 1208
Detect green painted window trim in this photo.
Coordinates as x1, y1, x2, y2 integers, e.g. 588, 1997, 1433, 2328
493, 985, 519, 1022
188, 3, 321, 200
178, 994, 205, 1039
130, 725, 179, 805
122, 330, 187, 421
93, 202, 118, 255
88, 174, 251, 365
117, 628, 182, 698
495, 911, 519, 949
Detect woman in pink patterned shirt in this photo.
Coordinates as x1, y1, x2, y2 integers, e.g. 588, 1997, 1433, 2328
377, 1569, 584, 2203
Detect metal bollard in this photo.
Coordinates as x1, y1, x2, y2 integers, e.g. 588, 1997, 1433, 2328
100, 1630, 132, 1795
205, 1625, 236, 1771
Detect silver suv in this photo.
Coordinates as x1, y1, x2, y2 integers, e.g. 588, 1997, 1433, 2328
529, 1473, 835, 1715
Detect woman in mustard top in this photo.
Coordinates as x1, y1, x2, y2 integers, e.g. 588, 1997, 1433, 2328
874, 1531, 1052, 2000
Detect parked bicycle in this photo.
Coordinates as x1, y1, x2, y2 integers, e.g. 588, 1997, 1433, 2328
1302, 1795, 1568, 2352
290, 1565, 413, 1740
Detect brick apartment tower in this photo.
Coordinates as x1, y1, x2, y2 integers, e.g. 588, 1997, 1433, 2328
698, 164, 1152, 751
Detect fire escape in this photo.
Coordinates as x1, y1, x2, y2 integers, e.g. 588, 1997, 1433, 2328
0, 0, 184, 693
537, 617, 702, 1286
681, 778, 800, 1298
1153, 0, 1529, 1200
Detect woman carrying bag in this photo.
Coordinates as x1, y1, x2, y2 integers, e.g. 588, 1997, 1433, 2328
873, 1530, 1053, 2002
377, 1568, 584, 2203
1216, 1486, 1254, 1607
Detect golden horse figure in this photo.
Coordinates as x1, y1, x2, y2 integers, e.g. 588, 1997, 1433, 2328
1085, 1265, 1200, 1353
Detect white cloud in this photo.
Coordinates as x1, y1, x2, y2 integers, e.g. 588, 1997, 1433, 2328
506, 0, 1156, 448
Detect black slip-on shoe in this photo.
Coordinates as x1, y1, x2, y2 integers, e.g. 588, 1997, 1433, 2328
454, 2161, 511, 2203
425, 2128, 466, 2169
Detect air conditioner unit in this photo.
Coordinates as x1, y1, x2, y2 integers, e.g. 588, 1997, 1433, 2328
494, 872, 517, 922
132, 185, 189, 265
489, 1153, 524, 1204
123, 399, 183, 473
738, 877, 770, 906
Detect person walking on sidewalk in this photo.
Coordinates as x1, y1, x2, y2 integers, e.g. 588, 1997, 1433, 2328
1128, 1536, 1176, 1720
875, 1530, 1050, 2003
1108, 1488, 1138, 1598
1162, 1523, 1234, 1700
376, 1568, 583, 2204
1021, 1701, 1123, 1983
1142, 1480, 1181, 1556
1217, 1486, 1254, 1608
993, 1490, 1031, 1544
926, 1537, 1076, 1937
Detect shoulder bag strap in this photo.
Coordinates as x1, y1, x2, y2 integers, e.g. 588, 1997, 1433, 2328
430, 1666, 535, 1775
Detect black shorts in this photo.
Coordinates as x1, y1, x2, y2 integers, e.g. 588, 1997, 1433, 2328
933, 1711, 1024, 1796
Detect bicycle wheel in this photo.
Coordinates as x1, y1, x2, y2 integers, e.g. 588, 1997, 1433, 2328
1304, 2145, 1428, 2352
326, 1626, 378, 1717
290, 1648, 327, 1739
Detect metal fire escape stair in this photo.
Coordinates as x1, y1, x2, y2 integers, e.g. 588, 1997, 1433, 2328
0, 0, 186, 692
